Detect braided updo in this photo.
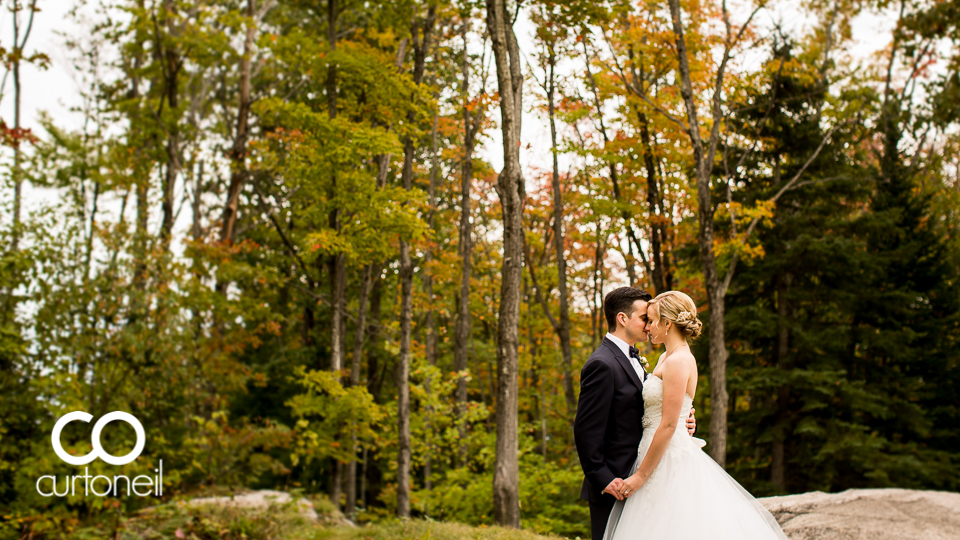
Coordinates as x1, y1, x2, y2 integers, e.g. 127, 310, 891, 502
652, 291, 702, 340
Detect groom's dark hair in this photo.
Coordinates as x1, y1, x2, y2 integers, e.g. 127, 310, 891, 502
604, 287, 653, 332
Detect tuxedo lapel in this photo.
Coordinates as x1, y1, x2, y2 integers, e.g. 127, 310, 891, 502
602, 338, 644, 393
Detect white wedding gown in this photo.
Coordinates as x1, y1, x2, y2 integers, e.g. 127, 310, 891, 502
603, 375, 788, 540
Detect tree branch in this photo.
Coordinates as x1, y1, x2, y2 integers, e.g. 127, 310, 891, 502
720, 121, 844, 295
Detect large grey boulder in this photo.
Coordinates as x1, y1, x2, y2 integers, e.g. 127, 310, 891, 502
186, 489, 326, 523
760, 488, 960, 540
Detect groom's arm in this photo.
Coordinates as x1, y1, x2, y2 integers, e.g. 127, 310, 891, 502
574, 358, 616, 494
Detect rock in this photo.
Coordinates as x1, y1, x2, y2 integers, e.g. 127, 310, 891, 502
185, 489, 323, 523
759, 488, 960, 540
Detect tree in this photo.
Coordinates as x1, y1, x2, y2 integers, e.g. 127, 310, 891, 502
454, 15, 486, 464
219, 0, 270, 244
485, 0, 523, 528
2, 0, 44, 250
528, 3, 575, 411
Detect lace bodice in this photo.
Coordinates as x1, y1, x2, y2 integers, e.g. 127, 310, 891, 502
641, 375, 694, 430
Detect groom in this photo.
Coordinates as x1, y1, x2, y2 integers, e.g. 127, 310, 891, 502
574, 286, 697, 540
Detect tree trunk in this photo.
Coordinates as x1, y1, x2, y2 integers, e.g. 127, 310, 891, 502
326, 0, 338, 118
455, 23, 480, 467
640, 112, 667, 293
324, 0, 345, 377
625, 23, 669, 293
135, 176, 149, 286
10, 0, 38, 250
193, 160, 204, 240
159, 0, 181, 248
345, 437, 358, 517
344, 263, 372, 518
396, 6, 437, 518
331, 460, 342, 511
366, 274, 384, 400
219, 0, 257, 243
351, 265, 373, 386
666, 0, 729, 467
422, 111, 440, 507
330, 254, 346, 373
581, 39, 647, 286
11, 18, 22, 250
545, 43, 576, 412
771, 271, 792, 492
486, 0, 523, 528
397, 141, 413, 518
323, 0, 347, 509
635, 98, 668, 292
360, 446, 368, 510
591, 216, 604, 349
424, 113, 439, 367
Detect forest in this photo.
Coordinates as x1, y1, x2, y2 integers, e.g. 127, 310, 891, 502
0, 0, 958, 538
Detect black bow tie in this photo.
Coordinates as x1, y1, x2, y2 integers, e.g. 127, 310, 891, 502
628, 345, 641, 360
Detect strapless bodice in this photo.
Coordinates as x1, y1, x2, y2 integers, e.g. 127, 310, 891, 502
641, 375, 693, 430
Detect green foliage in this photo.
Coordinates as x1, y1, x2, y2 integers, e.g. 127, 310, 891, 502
287, 368, 384, 466
253, 96, 425, 265
718, 36, 960, 496
403, 455, 587, 538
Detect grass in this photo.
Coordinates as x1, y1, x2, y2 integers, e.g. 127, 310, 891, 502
314, 520, 567, 540
119, 499, 318, 540
66, 494, 567, 540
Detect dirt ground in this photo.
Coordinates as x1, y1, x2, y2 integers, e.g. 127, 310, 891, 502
760, 488, 960, 540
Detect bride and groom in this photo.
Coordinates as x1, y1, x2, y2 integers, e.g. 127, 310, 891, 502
574, 286, 787, 540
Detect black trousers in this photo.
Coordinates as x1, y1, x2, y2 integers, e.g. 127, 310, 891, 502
589, 498, 616, 540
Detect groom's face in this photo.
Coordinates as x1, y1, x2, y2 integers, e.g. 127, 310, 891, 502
619, 299, 649, 343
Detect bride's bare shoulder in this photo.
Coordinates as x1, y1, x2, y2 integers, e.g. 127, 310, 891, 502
662, 350, 697, 373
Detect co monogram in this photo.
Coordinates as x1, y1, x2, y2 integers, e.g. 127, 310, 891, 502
51, 411, 145, 466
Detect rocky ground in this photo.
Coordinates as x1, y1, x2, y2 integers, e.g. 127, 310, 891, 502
760, 488, 960, 540
186, 490, 323, 523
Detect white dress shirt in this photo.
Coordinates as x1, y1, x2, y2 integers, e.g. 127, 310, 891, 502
605, 332, 647, 382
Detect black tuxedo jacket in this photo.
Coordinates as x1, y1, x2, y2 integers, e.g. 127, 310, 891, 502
574, 337, 646, 504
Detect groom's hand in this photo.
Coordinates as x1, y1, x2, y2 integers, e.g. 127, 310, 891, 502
686, 407, 697, 436
603, 478, 625, 500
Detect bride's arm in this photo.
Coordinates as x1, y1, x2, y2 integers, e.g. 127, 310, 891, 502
620, 357, 691, 494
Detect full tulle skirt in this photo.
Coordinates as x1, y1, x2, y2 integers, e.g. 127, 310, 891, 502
603, 423, 788, 540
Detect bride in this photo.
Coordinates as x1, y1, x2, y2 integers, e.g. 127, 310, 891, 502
603, 291, 788, 540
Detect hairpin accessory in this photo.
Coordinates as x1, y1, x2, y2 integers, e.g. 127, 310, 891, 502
677, 311, 696, 322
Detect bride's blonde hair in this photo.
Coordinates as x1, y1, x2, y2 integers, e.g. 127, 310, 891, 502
652, 291, 702, 340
